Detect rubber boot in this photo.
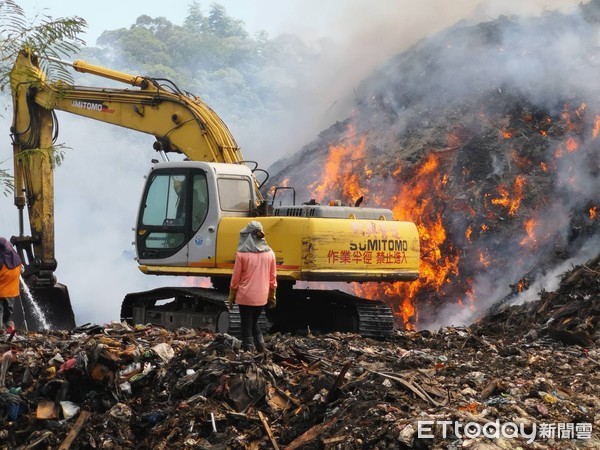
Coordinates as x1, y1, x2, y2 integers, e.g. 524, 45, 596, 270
253, 334, 266, 354
241, 336, 255, 353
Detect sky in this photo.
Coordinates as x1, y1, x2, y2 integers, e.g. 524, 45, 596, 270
1, 0, 586, 327
20, 0, 287, 44
16, 0, 583, 50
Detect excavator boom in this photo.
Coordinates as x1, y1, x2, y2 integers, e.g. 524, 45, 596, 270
11, 51, 244, 163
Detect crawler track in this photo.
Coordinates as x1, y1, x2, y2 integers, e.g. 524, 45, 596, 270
121, 287, 269, 338
121, 287, 394, 339
269, 289, 394, 338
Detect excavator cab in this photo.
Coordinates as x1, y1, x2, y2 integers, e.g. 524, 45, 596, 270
121, 161, 262, 332
135, 161, 258, 269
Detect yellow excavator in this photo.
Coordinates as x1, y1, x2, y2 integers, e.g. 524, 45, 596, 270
9, 48, 420, 337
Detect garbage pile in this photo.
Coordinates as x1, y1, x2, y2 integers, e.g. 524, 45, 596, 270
1, 252, 598, 450
474, 250, 600, 346
265, 1, 600, 329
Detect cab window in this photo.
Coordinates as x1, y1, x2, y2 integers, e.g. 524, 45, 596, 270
140, 173, 186, 249
191, 173, 209, 230
142, 174, 186, 226
217, 178, 252, 211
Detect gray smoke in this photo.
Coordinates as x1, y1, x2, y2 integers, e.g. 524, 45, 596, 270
267, 0, 600, 330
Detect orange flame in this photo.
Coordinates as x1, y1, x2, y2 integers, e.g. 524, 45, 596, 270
306, 126, 461, 329
520, 217, 537, 248
554, 145, 564, 159
562, 103, 586, 133
590, 206, 598, 221
184, 277, 212, 288
593, 116, 600, 139
478, 249, 491, 268
465, 225, 472, 242
491, 185, 510, 208
269, 177, 290, 199
509, 175, 526, 216
490, 175, 526, 216
394, 156, 454, 327
565, 137, 578, 153
353, 152, 460, 329
308, 124, 367, 205
516, 278, 528, 292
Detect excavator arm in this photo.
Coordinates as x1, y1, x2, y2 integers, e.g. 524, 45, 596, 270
11, 51, 243, 163
8, 49, 254, 330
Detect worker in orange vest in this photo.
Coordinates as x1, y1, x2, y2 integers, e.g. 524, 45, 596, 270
0, 237, 22, 334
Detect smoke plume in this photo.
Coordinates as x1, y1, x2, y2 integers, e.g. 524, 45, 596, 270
266, 0, 600, 329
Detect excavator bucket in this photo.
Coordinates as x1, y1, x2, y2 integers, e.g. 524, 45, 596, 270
12, 280, 76, 332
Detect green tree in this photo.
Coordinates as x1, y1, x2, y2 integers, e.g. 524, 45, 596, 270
87, 2, 325, 165
183, 1, 205, 33
207, 3, 247, 38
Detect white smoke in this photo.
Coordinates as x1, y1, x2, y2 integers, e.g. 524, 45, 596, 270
431, 234, 600, 329
0, 113, 183, 325
252, 0, 583, 167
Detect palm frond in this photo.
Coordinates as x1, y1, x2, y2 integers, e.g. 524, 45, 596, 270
0, 167, 14, 196
0, 0, 87, 194
0, 0, 87, 88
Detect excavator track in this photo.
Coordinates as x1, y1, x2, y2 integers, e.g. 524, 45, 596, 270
354, 299, 395, 338
120, 287, 269, 338
226, 305, 270, 338
269, 289, 395, 339
121, 287, 394, 339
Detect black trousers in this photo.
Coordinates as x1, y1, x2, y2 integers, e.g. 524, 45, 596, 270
239, 304, 263, 345
0, 296, 16, 328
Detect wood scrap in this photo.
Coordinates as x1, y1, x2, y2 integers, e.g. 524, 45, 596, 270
58, 409, 91, 450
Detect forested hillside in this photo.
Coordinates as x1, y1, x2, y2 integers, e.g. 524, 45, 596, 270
79, 3, 340, 166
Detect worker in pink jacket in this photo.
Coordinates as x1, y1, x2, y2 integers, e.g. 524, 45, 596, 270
228, 221, 277, 353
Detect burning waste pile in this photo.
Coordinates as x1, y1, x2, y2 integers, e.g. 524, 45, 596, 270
267, 1, 600, 331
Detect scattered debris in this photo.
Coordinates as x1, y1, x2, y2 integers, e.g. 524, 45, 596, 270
0, 251, 598, 449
